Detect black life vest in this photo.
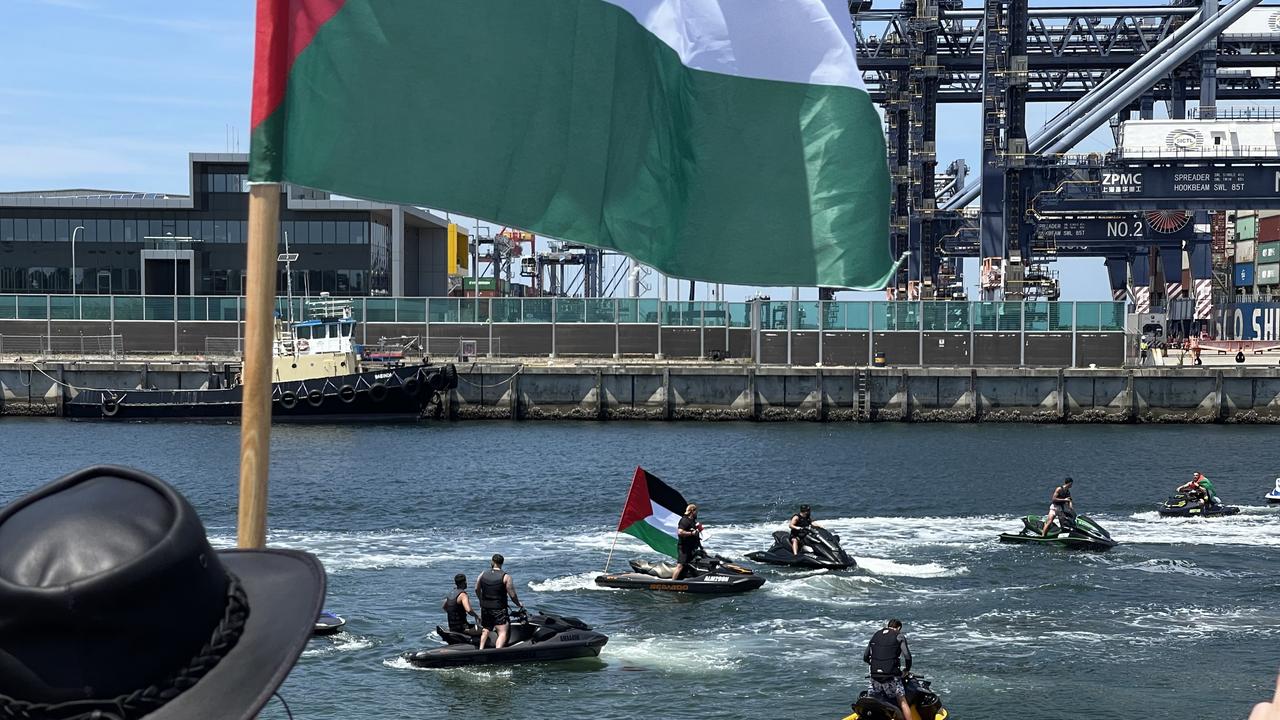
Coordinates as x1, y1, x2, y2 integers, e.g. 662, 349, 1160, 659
868, 628, 903, 679
478, 569, 508, 610
444, 590, 468, 631
794, 514, 812, 529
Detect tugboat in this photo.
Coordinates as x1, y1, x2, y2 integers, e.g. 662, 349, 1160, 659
65, 294, 457, 420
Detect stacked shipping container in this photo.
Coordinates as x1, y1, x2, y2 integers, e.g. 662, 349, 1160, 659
1232, 211, 1280, 293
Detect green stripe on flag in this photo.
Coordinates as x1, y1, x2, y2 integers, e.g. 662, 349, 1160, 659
624, 520, 679, 559
250, 0, 893, 289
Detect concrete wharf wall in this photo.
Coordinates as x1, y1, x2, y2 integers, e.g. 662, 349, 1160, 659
6, 361, 1280, 423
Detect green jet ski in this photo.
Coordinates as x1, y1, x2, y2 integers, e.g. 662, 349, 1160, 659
998, 513, 1117, 550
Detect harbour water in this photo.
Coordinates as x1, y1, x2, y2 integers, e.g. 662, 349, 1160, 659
2, 420, 1278, 719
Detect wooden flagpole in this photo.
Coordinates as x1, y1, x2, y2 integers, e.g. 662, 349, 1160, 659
237, 182, 280, 549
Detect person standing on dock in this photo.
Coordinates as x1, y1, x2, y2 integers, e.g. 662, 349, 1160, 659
672, 503, 703, 580
476, 554, 523, 650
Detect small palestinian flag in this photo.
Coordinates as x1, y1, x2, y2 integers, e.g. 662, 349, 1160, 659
617, 468, 689, 559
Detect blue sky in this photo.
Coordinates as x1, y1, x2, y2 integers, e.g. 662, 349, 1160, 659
0, 0, 1118, 299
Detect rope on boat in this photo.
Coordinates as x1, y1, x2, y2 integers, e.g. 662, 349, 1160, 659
27, 362, 121, 393
454, 363, 524, 389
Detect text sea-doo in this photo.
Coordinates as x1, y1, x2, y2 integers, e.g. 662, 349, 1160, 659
403, 610, 608, 668
998, 513, 1117, 550
746, 526, 856, 569
1265, 479, 1280, 504
842, 674, 949, 720
1157, 493, 1241, 518
595, 554, 766, 594
314, 610, 346, 635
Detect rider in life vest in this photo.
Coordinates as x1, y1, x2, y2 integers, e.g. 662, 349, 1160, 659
442, 573, 478, 633
863, 619, 914, 720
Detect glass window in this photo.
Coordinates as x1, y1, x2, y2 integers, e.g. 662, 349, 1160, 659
110, 219, 123, 243
310, 221, 323, 245
292, 220, 308, 244
322, 222, 336, 245
351, 222, 366, 244
16, 219, 28, 241
97, 219, 110, 242
214, 220, 226, 243
124, 219, 135, 242
176, 219, 188, 238
336, 221, 349, 245
55, 219, 69, 242
150, 220, 164, 238
1, 218, 12, 242
213, 173, 226, 192
201, 220, 214, 242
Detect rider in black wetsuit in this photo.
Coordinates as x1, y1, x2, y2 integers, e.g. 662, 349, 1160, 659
475, 554, 524, 649
672, 504, 703, 581
442, 573, 478, 634
863, 619, 913, 720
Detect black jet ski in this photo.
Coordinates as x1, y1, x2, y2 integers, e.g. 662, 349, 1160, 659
998, 513, 1117, 550
842, 673, 950, 720
314, 610, 346, 635
1158, 493, 1241, 518
402, 610, 607, 668
746, 526, 856, 569
595, 553, 765, 594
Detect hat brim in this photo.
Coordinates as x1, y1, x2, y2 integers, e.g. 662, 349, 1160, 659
145, 549, 326, 720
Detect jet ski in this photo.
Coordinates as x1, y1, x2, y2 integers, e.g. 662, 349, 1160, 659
842, 673, 950, 720
314, 610, 346, 635
998, 513, 1117, 550
1157, 493, 1241, 518
746, 526, 856, 569
1265, 479, 1280, 504
402, 610, 607, 668
594, 553, 766, 593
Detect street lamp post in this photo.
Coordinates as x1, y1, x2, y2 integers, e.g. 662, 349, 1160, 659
70, 226, 84, 295
144, 233, 195, 355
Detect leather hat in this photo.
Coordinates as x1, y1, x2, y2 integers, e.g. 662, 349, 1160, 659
0, 465, 325, 719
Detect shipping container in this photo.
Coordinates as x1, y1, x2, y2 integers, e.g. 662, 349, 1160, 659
1236, 239, 1257, 263
1260, 241, 1280, 264
1235, 262, 1256, 287
1259, 263, 1280, 287
1261, 215, 1280, 242
1238, 215, 1258, 240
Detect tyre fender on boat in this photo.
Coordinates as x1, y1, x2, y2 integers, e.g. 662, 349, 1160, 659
297, 339, 310, 352
101, 394, 120, 417
338, 385, 356, 403
307, 389, 324, 407
368, 382, 388, 402
402, 376, 421, 397
279, 390, 298, 409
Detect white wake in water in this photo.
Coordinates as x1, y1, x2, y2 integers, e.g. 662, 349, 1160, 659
527, 571, 612, 592
303, 634, 374, 658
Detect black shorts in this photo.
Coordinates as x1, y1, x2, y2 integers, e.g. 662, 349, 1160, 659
790, 527, 809, 539
677, 546, 699, 565
480, 607, 509, 630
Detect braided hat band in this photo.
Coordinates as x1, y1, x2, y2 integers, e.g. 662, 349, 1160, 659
0, 574, 250, 720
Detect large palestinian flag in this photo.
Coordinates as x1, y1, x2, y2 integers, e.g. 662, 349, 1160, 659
249, 0, 894, 289
617, 467, 689, 559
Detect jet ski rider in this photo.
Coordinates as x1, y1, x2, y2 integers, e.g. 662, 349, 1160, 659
1040, 477, 1075, 536
442, 573, 479, 634
476, 554, 524, 650
672, 503, 703, 581
1178, 471, 1220, 509
863, 619, 914, 720
789, 504, 822, 557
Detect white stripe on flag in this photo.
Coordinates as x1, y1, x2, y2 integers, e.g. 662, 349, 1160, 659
600, 0, 866, 90
648, 499, 681, 537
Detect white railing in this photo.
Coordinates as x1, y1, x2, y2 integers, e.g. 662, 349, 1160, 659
0, 334, 122, 357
